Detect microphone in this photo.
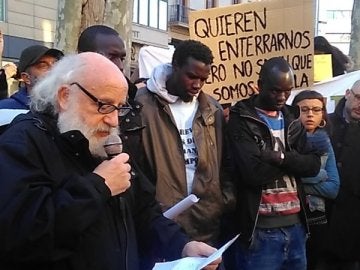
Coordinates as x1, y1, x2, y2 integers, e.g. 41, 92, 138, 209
104, 134, 123, 159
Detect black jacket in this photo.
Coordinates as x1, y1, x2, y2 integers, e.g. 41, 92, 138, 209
120, 78, 145, 166
227, 96, 321, 245
0, 112, 188, 270
326, 97, 360, 260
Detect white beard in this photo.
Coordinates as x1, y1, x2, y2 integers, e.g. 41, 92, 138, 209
57, 104, 119, 159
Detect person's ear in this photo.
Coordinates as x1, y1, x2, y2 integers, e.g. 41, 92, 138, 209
345, 89, 351, 100
172, 59, 181, 72
57, 86, 71, 112
20, 72, 30, 85
257, 79, 263, 92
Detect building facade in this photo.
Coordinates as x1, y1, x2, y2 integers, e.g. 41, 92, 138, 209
0, 0, 57, 61
0, 0, 354, 69
316, 0, 353, 54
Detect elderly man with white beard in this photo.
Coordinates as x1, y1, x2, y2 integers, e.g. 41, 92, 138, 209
0, 52, 221, 270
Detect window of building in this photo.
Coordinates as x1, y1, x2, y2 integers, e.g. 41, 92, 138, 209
159, 1, 168, 29
133, 0, 167, 31
326, 10, 351, 20
0, 0, 5, 21
206, 0, 216, 8
218, 0, 239, 6
149, 0, 159, 28
133, 0, 139, 23
189, 0, 225, 10
189, 1, 206, 10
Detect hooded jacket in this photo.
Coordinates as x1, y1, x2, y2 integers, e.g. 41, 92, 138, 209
0, 87, 29, 133
227, 96, 321, 245
135, 63, 235, 245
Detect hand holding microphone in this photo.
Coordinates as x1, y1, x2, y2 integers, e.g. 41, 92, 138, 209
93, 134, 132, 196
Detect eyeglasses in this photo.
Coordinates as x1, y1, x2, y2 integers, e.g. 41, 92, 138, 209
350, 89, 360, 101
300, 106, 324, 115
70, 82, 132, 116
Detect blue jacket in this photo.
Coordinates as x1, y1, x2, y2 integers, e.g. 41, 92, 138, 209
302, 130, 340, 199
0, 87, 29, 130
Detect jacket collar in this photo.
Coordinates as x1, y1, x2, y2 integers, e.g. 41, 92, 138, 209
197, 91, 219, 125
230, 95, 299, 121
10, 87, 29, 109
334, 97, 347, 121
156, 91, 219, 125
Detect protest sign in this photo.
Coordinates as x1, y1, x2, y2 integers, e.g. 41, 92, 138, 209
314, 54, 333, 82
189, 0, 314, 104
287, 70, 360, 113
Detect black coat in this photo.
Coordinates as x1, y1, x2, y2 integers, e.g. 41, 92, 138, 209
0, 112, 188, 270
120, 78, 145, 167
326, 97, 360, 260
226, 96, 321, 245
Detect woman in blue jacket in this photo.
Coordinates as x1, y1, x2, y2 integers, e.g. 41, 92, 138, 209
292, 90, 340, 270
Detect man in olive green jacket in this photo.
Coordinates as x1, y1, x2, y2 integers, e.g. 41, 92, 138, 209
135, 40, 235, 246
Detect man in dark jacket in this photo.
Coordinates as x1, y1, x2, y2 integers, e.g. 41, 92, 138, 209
325, 80, 360, 269
77, 25, 144, 164
227, 57, 321, 269
0, 52, 221, 270
0, 45, 63, 133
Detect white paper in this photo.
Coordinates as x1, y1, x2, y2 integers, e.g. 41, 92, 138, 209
163, 194, 199, 220
152, 234, 240, 270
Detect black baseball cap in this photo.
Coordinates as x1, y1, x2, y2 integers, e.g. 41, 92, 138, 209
18, 45, 64, 73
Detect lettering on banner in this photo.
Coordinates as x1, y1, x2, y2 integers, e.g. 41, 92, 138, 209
189, 1, 314, 104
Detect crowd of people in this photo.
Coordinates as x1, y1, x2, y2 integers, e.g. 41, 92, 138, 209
0, 26, 359, 270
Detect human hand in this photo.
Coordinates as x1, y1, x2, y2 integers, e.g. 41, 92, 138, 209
260, 150, 283, 165
3, 62, 17, 79
306, 130, 329, 154
93, 153, 131, 196
249, 81, 259, 94
181, 241, 221, 270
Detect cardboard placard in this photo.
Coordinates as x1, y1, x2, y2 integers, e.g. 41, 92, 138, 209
314, 54, 333, 82
189, 0, 314, 104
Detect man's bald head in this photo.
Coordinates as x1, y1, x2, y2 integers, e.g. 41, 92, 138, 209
30, 52, 128, 115
344, 79, 360, 122
258, 57, 294, 91
256, 57, 295, 111
77, 25, 121, 52
76, 52, 127, 89
77, 25, 126, 72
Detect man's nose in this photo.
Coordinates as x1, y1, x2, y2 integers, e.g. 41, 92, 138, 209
104, 110, 119, 127
277, 92, 286, 101
118, 59, 125, 73
193, 79, 201, 89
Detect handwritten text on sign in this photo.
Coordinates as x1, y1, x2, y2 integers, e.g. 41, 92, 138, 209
189, 0, 314, 104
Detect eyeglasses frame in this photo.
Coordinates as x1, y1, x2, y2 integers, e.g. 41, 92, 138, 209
70, 82, 132, 116
300, 106, 324, 115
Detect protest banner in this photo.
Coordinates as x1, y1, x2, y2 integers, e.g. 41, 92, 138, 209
189, 0, 314, 104
287, 70, 360, 113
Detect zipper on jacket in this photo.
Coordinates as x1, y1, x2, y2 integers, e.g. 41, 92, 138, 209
285, 118, 311, 234
286, 119, 297, 151
238, 114, 272, 242
239, 114, 276, 150
110, 197, 129, 270
119, 197, 129, 270
249, 210, 260, 244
